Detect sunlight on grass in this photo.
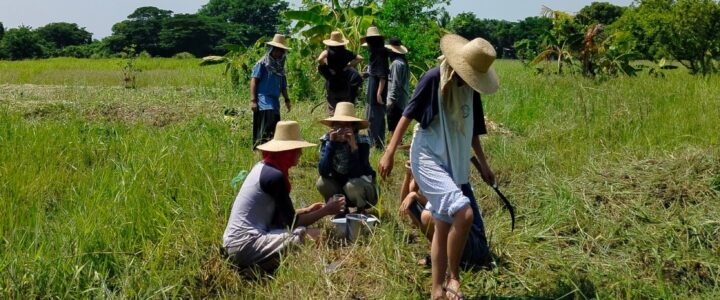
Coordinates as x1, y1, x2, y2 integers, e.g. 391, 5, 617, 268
0, 59, 718, 298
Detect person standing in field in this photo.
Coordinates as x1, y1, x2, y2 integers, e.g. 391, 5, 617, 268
317, 30, 364, 115
251, 34, 293, 148
384, 37, 410, 139
379, 34, 499, 300
361, 26, 389, 148
223, 121, 346, 275
316, 102, 377, 215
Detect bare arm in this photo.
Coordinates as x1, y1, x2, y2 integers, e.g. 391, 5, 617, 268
317, 50, 328, 65
379, 116, 412, 178
295, 198, 344, 227
250, 77, 258, 112
282, 87, 291, 112
376, 78, 386, 105
348, 54, 363, 68
471, 135, 495, 185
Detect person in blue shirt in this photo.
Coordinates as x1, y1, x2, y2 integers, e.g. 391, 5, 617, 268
316, 102, 377, 215
251, 34, 293, 148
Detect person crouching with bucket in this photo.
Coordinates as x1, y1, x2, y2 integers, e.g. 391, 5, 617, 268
222, 121, 345, 276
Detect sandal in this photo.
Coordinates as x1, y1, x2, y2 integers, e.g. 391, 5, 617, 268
443, 286, 465, 300
443, 277, 465, 300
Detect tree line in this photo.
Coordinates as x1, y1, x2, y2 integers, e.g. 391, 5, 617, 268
1, 0, 718, 74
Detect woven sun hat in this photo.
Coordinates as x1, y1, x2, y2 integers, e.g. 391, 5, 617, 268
440, 34, 499, 94
323, 31, 349, 46
266, 34, 291, 50
360, 26, 383, 42
385, 37, 408, 54
320, 102, 369, 129
256, 121, 316, 152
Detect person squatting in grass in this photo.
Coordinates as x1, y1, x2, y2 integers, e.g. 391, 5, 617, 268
222, 121, 346, 275
379, 34, 500, 300
361, 26, 390, 148
250, 34, 293, 148
400, 157, 492, 269
385, 37, 410, 141
316, 102, 377, 216
317, 30, 364, 115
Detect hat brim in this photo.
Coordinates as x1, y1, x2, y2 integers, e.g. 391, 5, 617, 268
323, 38, 349, 46
320, 116, 369, 129
256, 140, 316, 152
266, 41, 291, 50
385, 44, 408, 54
440, 34, 499, 95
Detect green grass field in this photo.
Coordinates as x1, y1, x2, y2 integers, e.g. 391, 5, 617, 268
1, 58, 719, 299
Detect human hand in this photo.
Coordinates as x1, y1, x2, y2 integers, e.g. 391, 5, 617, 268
285, 100, 291, 113
399, 194, 414, 217
250, 100, 258, 112
379, 152, 394, 179
343, 129, 357, 149
329, 128, 342, 142
324, 196, 346, 216
306, 202, 324, 213
376, 94, 384, 105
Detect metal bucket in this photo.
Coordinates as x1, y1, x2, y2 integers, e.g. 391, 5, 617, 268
345, 214, 364, 241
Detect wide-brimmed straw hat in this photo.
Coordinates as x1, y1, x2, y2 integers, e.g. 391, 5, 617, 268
320, 102, 369, 129
323, 31, 349, 46
256, 121, 316, 152
360, 26, 383, 42
266, 34, 291, 50
385, 37, 408, 54
440, 34, 499, 94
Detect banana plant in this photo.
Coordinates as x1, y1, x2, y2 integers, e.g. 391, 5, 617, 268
283, 0, 380, 57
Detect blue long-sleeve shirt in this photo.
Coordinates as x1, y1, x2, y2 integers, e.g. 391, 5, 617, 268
317, 133, 376, 182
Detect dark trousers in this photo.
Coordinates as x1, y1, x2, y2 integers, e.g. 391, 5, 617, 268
387, 103, 404, 133
366, 75, 387, 148
252, 109, 280, 148
407, 184, 491, 269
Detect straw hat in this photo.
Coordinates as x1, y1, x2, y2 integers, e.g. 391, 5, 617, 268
360, 26, 383, 42
323, 31, 349, 46
385, 37, 408, 55
266, 34, 291, 50
440, 34, 499, 94
256, 121, 316, 152
320, 102, 369, 129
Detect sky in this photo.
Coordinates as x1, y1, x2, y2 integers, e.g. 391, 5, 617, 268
0, 0, 634, 39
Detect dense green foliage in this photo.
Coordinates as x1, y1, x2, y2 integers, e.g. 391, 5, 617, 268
35, 22, 93, 56
0, 26, 44, 60
1, 58, 718, 298
199, 0, 289, 47
577, 1, 626, 25
613, 0, 720, 74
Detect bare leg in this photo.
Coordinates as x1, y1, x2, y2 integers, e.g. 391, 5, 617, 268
445, 205, 473, 300
419, 210, 435, 241
431, 219, 451, 299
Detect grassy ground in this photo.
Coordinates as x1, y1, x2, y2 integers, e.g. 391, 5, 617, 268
1, 58, 719, 299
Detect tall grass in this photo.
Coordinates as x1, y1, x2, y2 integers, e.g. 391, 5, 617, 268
1, 59, 718, 298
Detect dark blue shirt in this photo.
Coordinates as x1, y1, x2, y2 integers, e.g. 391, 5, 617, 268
318, 134, 376, 182
403, 67, 488, 136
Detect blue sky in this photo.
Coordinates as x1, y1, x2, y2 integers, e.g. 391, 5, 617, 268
0, 0, 633, 39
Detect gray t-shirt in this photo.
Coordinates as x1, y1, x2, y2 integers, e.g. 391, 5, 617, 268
223, 162, 296, 248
